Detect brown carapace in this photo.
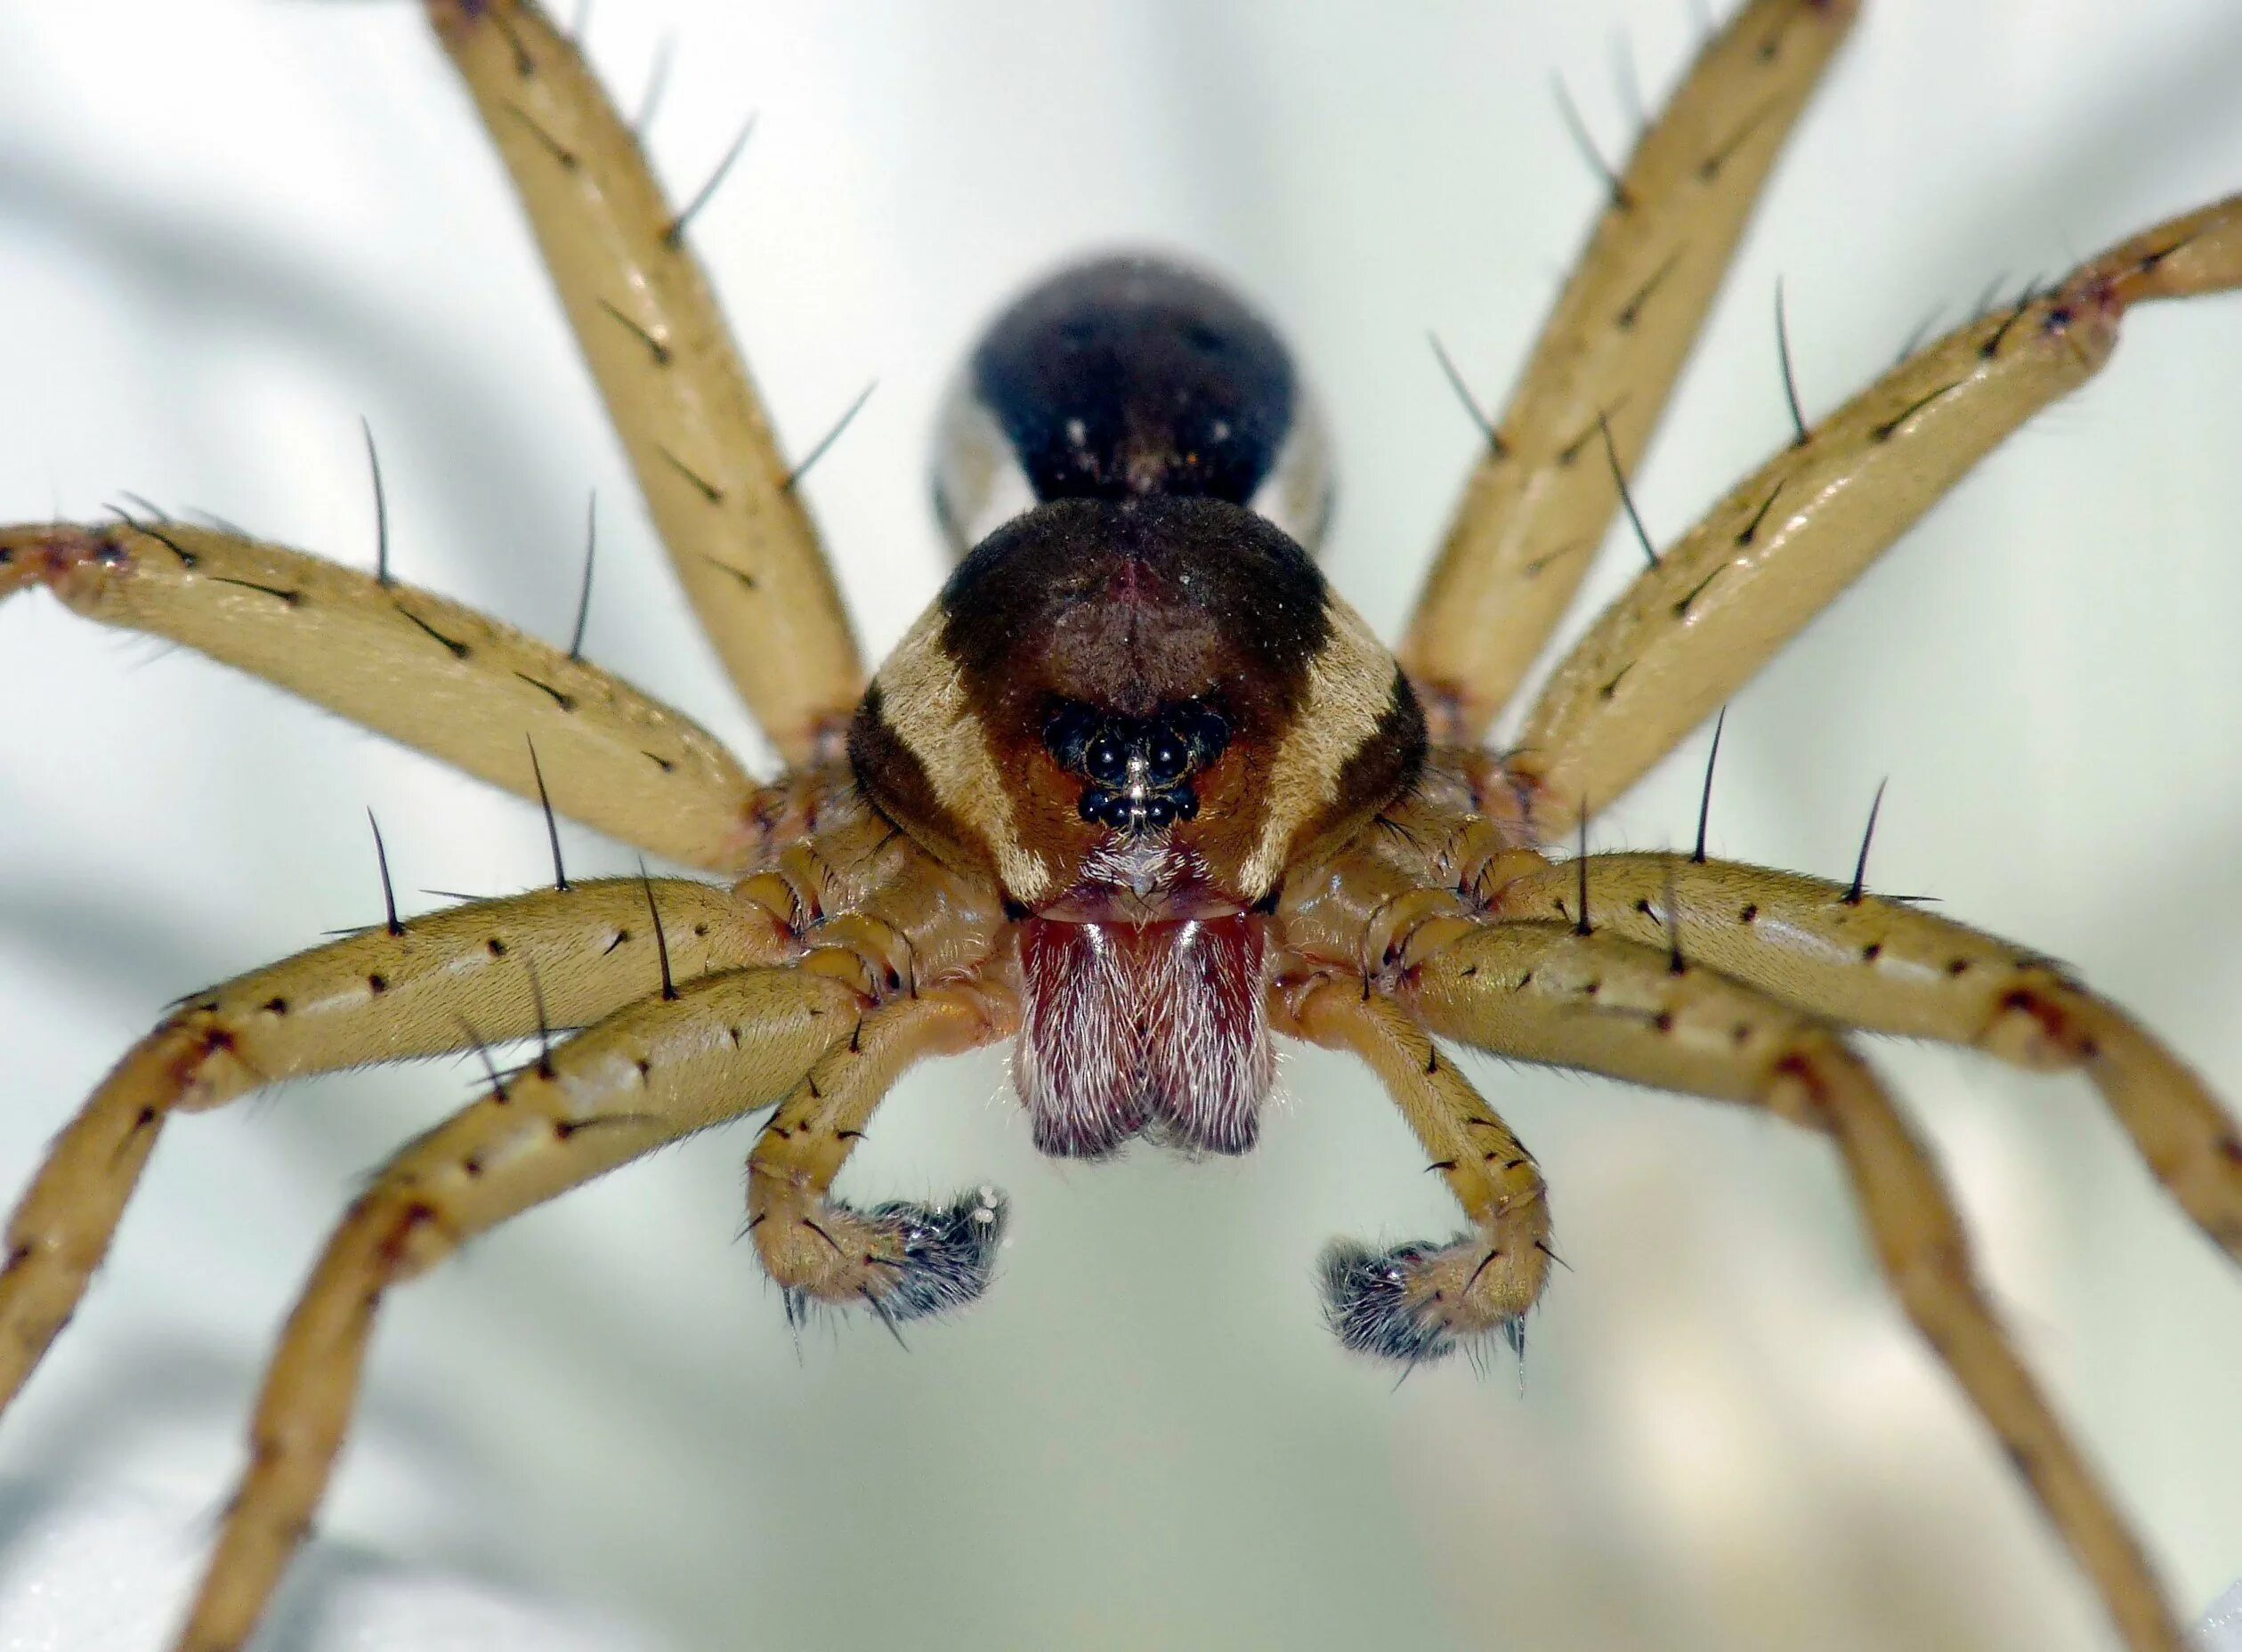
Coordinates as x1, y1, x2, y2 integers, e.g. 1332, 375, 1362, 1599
0, 3, 2238, 1649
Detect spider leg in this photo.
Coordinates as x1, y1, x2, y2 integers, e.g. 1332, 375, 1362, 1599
169, 963, 867, 1652
1276, 985, 1550, 1365
0, 519, 760, 871
747, 985, 1014, 1323
1480, 851, 2242, 1260
1510, 194, 2242, 832
1398, 919, 2189, 1652
0, 877, 787, 1420
1399, 0, 1858, 744
425, 0, 865, 766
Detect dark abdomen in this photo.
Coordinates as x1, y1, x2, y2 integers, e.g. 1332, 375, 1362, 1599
934, 255, 1331, 555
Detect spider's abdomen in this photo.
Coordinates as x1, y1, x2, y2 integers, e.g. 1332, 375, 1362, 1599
934, 255, 1331, 554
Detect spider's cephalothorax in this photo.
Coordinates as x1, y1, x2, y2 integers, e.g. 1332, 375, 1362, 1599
859, 256, 1425, 1156
3, 4, 2238, 1648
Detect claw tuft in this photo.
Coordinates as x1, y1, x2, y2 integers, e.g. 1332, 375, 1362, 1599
861, 1187, 1009, 1322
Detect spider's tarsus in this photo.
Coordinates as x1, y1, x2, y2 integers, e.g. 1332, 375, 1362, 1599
1322, 1240, 1452, 1365
1319, 1239, 1529, 1373
860, 1187, 1009, 1322
772, 1189, 1010, 1334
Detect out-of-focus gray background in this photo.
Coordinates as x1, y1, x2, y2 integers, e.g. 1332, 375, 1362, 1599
1, 3, 2239, 1648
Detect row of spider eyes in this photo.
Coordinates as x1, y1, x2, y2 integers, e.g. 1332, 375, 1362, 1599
1041, 700, 1230, 789
1041, 699, 1232, 831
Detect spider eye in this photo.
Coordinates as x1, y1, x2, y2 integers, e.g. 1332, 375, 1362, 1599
1084, 732, 1131, 788
1142, 731, 1189, 787
1042, 703, 1099, 771
1177, 706, 1230, 766
1044, 696, 1229, 837
1079, 790, 1133, 830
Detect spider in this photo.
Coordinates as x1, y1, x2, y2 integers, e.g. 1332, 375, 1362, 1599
4, 3, 2242, 1649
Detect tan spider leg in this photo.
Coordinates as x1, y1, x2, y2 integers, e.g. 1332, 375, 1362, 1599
0, 877, 784, 1419
1512, 195, 2242, 828
173, 964, 867, 1652
1400, 919, 2187, 1652
1399, 0, 1858, 742
747, 984, 1012, 1316
1278, 984, 1551, 1348
0, 520, 758, 871
426, 0, 864, 765
1479, 852, 2242, 1259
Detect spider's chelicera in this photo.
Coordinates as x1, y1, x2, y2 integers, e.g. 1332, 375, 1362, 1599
1, 3, 2238, 1649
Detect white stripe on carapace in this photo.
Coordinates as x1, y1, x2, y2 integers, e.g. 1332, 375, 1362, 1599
1242, 594, 1396, 896
871, 609, 1052, 903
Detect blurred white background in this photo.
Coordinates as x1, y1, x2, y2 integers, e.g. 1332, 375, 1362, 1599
1, 3, 2239, 1648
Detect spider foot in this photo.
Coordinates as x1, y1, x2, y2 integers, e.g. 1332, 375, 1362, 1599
858, 1189, 1011, 1321
757, 1186, 1009, 1329
1319, 1228, 1549, 1370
